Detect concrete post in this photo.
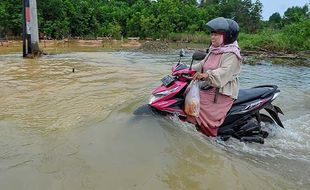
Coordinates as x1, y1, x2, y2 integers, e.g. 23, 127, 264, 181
29, 0, 40, 54
23, 0, 40, 57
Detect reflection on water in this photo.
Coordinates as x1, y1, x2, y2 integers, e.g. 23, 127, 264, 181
0, 52, 309, 190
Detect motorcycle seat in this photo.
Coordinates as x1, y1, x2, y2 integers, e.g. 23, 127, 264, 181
233, 87, 273, 105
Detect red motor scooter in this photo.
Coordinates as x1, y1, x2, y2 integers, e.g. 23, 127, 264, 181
134, 50, 284, 144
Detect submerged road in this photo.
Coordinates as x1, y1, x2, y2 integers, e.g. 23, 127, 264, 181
0, 52, 309, 190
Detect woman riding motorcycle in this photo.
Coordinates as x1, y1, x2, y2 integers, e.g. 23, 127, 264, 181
186, 17, 242, 137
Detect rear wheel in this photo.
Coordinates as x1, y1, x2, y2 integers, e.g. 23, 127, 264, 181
258, 113, 277, 138
218, 113, 276, 143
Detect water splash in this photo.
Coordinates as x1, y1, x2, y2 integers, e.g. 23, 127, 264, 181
168, 113, 310, 163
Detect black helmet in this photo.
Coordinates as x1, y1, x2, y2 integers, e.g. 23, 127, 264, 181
206, 17, 239, 45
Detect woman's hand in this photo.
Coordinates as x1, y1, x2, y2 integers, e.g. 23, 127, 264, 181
193, 72, 209, 81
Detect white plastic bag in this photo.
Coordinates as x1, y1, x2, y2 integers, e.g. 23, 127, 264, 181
184, 80, 200, 117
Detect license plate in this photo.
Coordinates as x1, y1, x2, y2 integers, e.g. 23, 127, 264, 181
161, 75, 175, 86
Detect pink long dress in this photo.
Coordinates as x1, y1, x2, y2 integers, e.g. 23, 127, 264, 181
191, 53, 234, 137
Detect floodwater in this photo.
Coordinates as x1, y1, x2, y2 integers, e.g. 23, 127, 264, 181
0, 51, 309, 190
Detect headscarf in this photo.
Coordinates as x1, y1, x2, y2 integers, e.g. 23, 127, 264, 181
209, 41, 242, 60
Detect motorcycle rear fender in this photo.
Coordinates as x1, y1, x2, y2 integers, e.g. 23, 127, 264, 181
264, 104, 284, 128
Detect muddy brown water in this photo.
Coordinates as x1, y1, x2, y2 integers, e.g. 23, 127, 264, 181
0, 52, 309, 190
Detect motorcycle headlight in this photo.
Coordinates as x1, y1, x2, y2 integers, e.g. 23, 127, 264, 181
149, 95, 163, 104
149, 86, 178, 104
156, 86, 178, 95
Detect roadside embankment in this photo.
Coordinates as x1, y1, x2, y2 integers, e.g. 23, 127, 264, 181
1, 39, 309, 66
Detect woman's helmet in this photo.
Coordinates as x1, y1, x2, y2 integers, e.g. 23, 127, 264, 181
206, 17, 239, 45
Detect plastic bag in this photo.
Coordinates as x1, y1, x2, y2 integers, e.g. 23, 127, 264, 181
184, 80, 200, 117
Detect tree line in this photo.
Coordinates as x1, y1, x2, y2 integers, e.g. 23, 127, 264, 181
0, 0, 268, 38
0, 0, 309, 52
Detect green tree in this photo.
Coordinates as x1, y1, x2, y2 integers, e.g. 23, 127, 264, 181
0, 0, 22, 36
218, 0, 262, 33
282, 18, 310, 51
268, 12, 282, 29
283, 5, 309, 25
199, 0, 220, 6
37, 0, 71, 38
199, 3, 220, 28
125, 0, 149, 37
0, 3, 5, 37
269, 12, 282, 23
100, 22, 122, 39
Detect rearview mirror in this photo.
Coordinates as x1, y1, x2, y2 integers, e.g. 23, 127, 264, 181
179, 49, 185, 57
192, 50, 207, 61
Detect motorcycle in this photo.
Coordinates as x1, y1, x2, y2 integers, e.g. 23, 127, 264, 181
134, 50, 284, 144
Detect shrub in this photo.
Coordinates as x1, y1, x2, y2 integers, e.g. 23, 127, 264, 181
168, 32, 210, 44
238, 30, 287, 52
281, 18, 310, 51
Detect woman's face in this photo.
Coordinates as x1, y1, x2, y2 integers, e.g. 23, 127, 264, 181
211, 32, 224, 47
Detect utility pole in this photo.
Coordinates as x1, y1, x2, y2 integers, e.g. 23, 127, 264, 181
22, 0, 40, 57
22, 0, 27, 57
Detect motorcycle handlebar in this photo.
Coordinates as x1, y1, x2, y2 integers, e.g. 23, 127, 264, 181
181, 75, 193, 80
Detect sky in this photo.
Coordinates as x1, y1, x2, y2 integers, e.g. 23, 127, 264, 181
259, 0, 310, 20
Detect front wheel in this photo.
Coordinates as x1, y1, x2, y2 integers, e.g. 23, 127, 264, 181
133, 104, 155, 116
133, 104, 168, 116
